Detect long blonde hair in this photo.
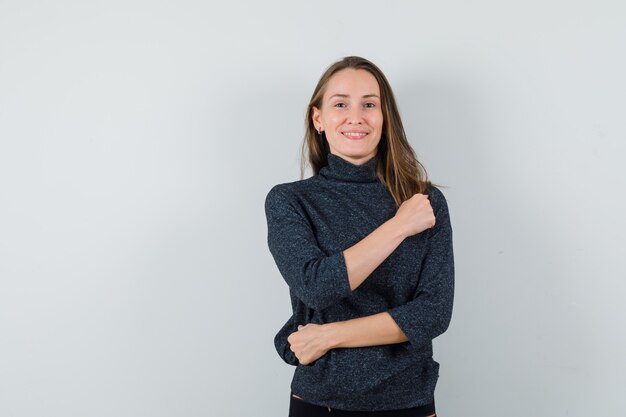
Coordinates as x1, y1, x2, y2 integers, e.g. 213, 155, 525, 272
300, 56, 442, 208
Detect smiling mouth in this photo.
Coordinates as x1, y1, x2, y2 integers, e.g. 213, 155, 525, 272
342, 132, 368, 140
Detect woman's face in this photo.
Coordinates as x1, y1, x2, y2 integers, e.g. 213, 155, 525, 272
312, 68, 383, 165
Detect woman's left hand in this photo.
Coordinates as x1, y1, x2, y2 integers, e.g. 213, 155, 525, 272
287, 323, 333, 365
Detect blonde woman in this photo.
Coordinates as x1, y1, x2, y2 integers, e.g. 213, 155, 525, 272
265, 56, 454, 417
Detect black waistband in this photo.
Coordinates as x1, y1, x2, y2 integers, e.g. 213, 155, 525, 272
289, 391, 436, 416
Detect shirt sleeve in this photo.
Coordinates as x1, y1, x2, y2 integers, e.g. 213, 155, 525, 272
273, 315, 300, 366
264, 185, 353, 311
387, 186, 455, 353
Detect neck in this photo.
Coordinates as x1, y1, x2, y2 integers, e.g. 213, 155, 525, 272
318, 152, 379, 183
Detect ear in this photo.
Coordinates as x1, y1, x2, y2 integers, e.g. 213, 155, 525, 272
311, 106, 322, 131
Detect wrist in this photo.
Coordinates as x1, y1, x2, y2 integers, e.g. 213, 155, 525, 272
388, 216, 408, 241
323, 321, 345, 350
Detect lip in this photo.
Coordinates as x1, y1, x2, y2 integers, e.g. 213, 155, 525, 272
342, 131, 368, 140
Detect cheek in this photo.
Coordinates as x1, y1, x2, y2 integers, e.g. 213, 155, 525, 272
373, 112, 384, 129
326, 113, 344, 126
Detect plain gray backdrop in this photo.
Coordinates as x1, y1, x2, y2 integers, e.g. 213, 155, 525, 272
1, 1, 625, 416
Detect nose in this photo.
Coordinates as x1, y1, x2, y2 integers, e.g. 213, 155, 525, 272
348, 106, 363, 124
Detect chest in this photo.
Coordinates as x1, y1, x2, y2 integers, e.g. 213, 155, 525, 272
298, 184, 430, 306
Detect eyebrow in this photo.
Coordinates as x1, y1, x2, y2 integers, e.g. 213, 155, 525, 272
328, 93, 380, 99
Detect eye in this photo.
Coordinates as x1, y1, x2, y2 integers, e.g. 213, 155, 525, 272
334, 102, 346, 108
364, 102, 376, 108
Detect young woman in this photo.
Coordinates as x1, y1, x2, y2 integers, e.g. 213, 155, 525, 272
265, 56, 454, 417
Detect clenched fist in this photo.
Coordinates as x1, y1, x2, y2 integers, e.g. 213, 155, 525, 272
393, 193, 436, 238
287, 323, 332, 366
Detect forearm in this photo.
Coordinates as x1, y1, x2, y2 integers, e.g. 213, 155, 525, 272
343, 217, 407, 291
324, 312, 409, 349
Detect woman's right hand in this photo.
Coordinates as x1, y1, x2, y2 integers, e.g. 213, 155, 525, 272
393, 193, 436, 238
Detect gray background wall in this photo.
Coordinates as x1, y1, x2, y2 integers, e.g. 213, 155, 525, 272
1, 1, 624, 416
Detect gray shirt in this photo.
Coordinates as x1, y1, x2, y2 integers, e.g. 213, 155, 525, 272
264, 152, 455, 411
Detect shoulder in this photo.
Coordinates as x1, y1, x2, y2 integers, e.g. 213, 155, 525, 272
423, 184, 453, 238
264, 183, 291, 211
424, 184, 450, 214
264, 177, 319, 212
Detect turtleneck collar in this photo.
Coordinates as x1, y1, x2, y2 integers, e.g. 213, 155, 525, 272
318, 152, 379, 183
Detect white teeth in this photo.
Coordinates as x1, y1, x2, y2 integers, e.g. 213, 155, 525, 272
343, 132, 367, 138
